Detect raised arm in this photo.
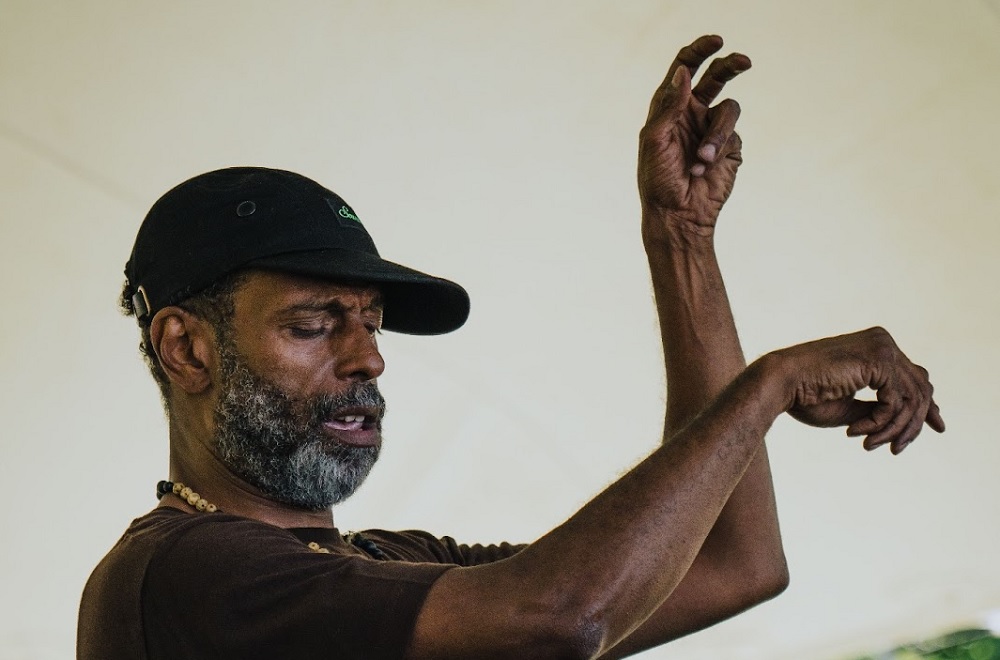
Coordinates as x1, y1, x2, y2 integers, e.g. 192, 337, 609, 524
601, 35, 787, 657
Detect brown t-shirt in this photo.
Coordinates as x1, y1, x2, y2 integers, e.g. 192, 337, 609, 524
78, 507, 523, 659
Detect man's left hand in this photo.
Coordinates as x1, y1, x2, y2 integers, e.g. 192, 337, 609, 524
639, 34, 750, 243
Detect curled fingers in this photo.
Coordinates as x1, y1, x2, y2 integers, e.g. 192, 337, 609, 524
853, 363, 943, 454
692, 52, 752, 106
926, 400, 946, 433
691, 99, 742, 177
648, 35, 723, 120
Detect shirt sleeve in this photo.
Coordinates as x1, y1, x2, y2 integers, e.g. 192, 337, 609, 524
142, 516, 452, 660
362, 528, 528, 566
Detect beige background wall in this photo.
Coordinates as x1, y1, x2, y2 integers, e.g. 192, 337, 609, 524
1, 1, 997, 658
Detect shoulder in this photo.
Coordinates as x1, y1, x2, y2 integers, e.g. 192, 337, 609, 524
140, 513, 455, 658
78, 507, 284, 659
144, 506, 304, 557
359, 528, 527, 566
145, 512, 454, 599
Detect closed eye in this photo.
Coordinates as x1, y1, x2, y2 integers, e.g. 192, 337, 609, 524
288, 325, 329, 339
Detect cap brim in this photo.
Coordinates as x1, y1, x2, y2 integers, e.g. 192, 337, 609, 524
247, 249, 469, 335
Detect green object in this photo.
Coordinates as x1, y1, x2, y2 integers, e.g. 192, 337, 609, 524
849, 629, 1000, 660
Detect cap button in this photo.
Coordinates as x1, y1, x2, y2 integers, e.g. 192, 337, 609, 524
236, 200, 256, 217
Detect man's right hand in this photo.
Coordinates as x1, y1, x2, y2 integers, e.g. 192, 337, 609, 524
765, 327, 945, 454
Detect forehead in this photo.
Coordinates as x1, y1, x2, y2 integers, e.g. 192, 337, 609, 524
233, 270, 383, 313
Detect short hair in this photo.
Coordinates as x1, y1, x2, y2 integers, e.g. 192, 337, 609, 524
119, 271, 248, 409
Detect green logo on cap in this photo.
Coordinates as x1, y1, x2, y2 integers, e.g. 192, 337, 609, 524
338, 205, 360, 223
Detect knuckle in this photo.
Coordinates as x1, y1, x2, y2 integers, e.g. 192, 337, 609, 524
705, 57, 727, 74
865, 325, 891, 342
716, 97, 740, 112
864, 326, 898, 358
676, 47, 698, 64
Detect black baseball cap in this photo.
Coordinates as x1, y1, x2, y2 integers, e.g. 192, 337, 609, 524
124, 167, 469, 335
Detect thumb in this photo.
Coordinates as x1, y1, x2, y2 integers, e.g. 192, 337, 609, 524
845, 401, 886, 436
790, 398, 876, 429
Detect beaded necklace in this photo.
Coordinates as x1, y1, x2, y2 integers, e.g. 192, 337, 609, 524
155, 480, 387, 559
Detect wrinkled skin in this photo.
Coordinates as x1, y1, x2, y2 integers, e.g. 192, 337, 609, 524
639, 34, 750, 239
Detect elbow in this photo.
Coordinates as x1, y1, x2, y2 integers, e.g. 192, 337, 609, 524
742, 552, 790, 606
533, 606, 609, 660
496, 616, 605, 660
519, 590, 612, 660
710, 546, 789, 615
764, 546, 790, 599
557, 617, 608, 660
759, 559, 790, 602
772, 554, 790, 594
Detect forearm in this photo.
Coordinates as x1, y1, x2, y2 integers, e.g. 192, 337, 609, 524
408, 360, 789, 659
647, 226, 782, 565
624, 223, 786, 653
645, 229, 745, 428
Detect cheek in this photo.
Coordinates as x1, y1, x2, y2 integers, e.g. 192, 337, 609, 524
252, 341, 339, 396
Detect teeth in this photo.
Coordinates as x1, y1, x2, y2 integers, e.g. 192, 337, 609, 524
336, 415, 365, 423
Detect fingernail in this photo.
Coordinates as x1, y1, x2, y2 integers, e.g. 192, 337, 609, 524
690, 163, 706, 177
671, 67, 684, 88
699, 144, 717, 162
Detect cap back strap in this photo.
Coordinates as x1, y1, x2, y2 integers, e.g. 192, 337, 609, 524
132, 285, 151, 320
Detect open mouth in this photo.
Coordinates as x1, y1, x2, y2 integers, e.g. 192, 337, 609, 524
327, 415, 372, 431
324, 407, 381, 433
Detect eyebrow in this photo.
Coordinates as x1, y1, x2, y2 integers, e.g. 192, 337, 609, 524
279, 294, 385, 316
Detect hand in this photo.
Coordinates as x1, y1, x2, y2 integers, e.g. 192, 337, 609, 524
639, 35, 750, 242
771, 327, 945, 454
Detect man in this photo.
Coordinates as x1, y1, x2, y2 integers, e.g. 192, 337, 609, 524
78, 35, 943, 659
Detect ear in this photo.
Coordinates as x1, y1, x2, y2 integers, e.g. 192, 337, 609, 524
149, 306, 217, 395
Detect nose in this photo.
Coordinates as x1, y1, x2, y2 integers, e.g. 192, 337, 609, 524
334, 319, 385, 382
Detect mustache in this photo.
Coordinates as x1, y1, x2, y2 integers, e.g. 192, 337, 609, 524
301, 381, 386, 427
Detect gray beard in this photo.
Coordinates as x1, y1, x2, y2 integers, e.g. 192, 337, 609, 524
212, 343, 384, 511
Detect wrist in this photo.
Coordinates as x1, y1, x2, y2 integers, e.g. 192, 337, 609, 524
643, 226, 717, 275
747, 352, 797, 417
695, 357, 789, 444
641, 210, 717, 253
